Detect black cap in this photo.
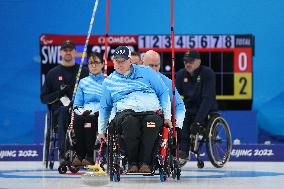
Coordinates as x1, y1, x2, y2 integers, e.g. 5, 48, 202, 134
113, 46, 131, 60
61, 40, 76, 50
183, 50, 200, 62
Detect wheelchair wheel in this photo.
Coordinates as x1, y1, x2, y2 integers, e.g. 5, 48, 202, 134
206, 116, 232, 168
172, 159, 181, 180
58, 165, 68, 174
159, 168, 167, 182
112, 172, 120, 182
108, 130, 121, 182
197, 160, 204, 169
49, 162, 54, 169
69, 165, 80, 173
108, 133, 114, 181
43, 113, 51, 169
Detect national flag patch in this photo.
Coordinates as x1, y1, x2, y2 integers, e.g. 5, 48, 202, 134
58, 76, 63, 81
147, 122, 156, 128
84, 123, 92, 128
183, 77, 188, 83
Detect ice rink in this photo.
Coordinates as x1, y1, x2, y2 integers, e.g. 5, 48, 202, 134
0, 161, 284, 189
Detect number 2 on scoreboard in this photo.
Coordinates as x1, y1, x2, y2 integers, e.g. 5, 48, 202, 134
234, 73, 252, 99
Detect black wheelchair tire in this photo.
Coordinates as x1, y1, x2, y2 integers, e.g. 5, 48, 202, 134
43, 113, 51, 169
206, 116, 232, 168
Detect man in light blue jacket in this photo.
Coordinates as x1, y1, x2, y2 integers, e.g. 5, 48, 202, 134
143, 50, 185, 130
97, 46, 172, 173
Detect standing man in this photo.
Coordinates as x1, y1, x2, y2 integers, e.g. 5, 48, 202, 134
175, 50, 218, 163
40, 40, 89, 163
143, 50, 185, 130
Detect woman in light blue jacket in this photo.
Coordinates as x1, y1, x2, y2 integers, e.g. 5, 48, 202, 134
72, 52, 104, 165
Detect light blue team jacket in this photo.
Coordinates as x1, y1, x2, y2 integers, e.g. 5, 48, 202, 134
98, 64, 171, 134
158, 72, 185, 128
73, 73, 104, 113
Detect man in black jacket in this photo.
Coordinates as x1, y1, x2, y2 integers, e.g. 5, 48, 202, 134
175, 50, 218, 164
40, 40, 89, 162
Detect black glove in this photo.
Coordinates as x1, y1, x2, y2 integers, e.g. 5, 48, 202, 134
82, 110, 92, 116
59, 84, 69, 97
190, 122, 206, 135
68, 100, 73, 108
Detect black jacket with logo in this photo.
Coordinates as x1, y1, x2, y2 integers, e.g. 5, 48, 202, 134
40, 64, 89, 110
175, 65, 218, 123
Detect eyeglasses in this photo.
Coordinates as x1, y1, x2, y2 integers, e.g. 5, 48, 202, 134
88, 61, 102, 67
148, 64, 160, 68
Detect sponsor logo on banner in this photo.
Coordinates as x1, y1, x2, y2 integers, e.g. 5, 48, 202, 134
0, 144, 284, 161
0, 145, 42, 161
189, 144, 284, 162
40, 35, 53, 45
98, 36, 137, 44
0, 150, 17, 158
230, 147, 275, 159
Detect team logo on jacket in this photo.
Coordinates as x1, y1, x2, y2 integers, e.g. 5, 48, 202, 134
197, 75, 201, 82
147, 122, 156, 128
183, 77, 188, 83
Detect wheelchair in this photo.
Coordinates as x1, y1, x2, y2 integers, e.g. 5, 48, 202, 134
106, 111, 181, 182
58, 112, 101, 174
42, 108, 79, 173
57, 123, 80, 174
188, 112, 232, 168
43, 110, 58, 170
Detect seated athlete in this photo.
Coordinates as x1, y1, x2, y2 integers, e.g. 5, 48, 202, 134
97, 46, 172, 173
72, 52, 104, 165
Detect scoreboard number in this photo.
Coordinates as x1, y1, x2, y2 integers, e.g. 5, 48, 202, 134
175, 35, 186, 48
162, 35, 171, 48
212, 35, 220, 48
188, 35, 196, 48
239, 77, 247, 95
238, 52, 248, 71
234, 73, 252, 99
151, 35, 161, 48
139, 36, 150, 48
138, 35, 236, 48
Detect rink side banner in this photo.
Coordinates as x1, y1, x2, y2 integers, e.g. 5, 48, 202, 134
1, 144, 284, 161
0, 145, 42, 161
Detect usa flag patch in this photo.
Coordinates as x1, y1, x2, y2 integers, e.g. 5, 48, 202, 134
84, 123, 92, 128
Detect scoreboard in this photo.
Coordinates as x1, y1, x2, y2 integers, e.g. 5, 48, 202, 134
40, 34, 254, 110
